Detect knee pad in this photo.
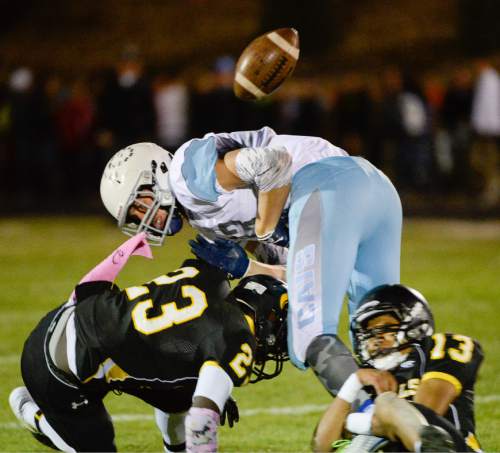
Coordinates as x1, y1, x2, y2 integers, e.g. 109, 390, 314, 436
305, 334, 359, 396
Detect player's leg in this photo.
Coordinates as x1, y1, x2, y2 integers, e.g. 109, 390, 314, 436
155, 409, 187, 453
130, 385, 194, 453
288, 158, 368, 395
16, 307, 116, 452
371, 392, 429, 450
371, 393, 458, 452
411, 402, 468, 452
345, 162, 402, 317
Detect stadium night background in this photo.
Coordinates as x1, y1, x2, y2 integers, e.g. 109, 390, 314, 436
0, 1, 499, 451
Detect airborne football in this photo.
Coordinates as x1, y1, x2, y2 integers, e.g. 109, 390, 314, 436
233, 28, 300, 101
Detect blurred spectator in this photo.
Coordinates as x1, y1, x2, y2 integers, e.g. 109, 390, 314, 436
1, 57, 500, 214
274, 82, 302, 133
441, 67, 474, 192
55, 77, 95, 201
6, 67, 53, 204
334, 72, 371, 156
190, 56, 247, 135
398, 73, 434, 191
380, 67, 434, 191
423, 74, 451, 188
470, 60, 500, 206
364, 77, 386, 169
0, 78, 11, 196
152, 69, 189, 151
96, 44, 156, 157
34, 73, 62, 200
379, 66, 404, 182
274, 80, 325, 136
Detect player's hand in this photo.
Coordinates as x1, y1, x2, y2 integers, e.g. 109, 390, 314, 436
356, 369, 397, 395
220, 396, 239, 428
189, 235, 249, 279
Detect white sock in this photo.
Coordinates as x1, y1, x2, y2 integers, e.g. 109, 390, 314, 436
37, 415, 76, 452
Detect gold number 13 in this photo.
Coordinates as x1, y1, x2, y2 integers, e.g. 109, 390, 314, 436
430, 333, 474, 363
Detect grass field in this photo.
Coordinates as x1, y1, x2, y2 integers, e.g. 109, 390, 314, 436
0, 216, 499, 452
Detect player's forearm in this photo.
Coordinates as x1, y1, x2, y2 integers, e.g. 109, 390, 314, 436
255, 184, 290, 238
312, 397, 351, 452
245, 260, 286, 281
372, 392, 428, 451
413, 378, 457, 416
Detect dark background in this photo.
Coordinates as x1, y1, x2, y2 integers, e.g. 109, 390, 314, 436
1, 0, 500, 217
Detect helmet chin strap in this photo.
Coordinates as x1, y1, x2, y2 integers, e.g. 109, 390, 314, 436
373, 351, 409, 370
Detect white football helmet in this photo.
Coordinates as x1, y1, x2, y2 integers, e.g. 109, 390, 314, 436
100, 143, 178, 246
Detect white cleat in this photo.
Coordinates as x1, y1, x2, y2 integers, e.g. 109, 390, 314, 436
341, 434, 387, 452
9, 386, 57, 450
9, 386, 39, 433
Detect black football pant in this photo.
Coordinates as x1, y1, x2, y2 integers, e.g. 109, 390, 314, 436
21, 306, 116, 452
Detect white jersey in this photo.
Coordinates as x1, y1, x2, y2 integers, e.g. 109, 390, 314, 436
168, 127, 347, 240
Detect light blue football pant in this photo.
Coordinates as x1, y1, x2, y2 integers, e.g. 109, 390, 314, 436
287, 156, 402, 369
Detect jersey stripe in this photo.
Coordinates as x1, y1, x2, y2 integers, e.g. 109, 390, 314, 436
199, 360, 222, 371
421, 371, 463, 394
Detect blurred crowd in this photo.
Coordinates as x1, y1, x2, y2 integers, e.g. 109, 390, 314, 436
1, 47, 500, 213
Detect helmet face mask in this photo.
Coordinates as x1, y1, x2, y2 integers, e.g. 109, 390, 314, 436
355, 319, 411, 370
230, 275, 289, 383
100, 143, 179, 246
352, 285, 434, 370
120, 178, 177, 247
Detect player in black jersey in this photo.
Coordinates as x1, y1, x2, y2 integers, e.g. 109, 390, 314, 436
8, 251, 288, 452
312, 284, 483, 452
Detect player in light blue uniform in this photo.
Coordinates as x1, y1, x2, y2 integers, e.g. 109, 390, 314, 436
287, 155, 402, 371
100, 127, 402, 398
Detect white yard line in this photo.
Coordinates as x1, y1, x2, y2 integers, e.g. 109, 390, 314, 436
2, 397, 499, 429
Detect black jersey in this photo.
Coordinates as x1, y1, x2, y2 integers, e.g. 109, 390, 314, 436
73, 259, 256, 395
392, 333, 483, 451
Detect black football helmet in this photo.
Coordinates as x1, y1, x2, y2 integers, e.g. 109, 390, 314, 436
351, 284, 434, 370
230, 274, 289, 382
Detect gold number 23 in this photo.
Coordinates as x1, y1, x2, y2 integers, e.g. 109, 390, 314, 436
126, 267, 208, 335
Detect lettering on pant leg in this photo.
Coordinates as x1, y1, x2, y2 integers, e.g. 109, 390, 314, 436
295, 243, 315, 273
294, 244, 317, 329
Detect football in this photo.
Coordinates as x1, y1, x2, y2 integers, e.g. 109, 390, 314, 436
233, 28, 300, 101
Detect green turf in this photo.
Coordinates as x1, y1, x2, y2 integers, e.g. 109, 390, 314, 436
0, 217, 499, 452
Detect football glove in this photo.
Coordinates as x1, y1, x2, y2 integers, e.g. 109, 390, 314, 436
189, 235, 249, 279
220, 396, 239, 428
